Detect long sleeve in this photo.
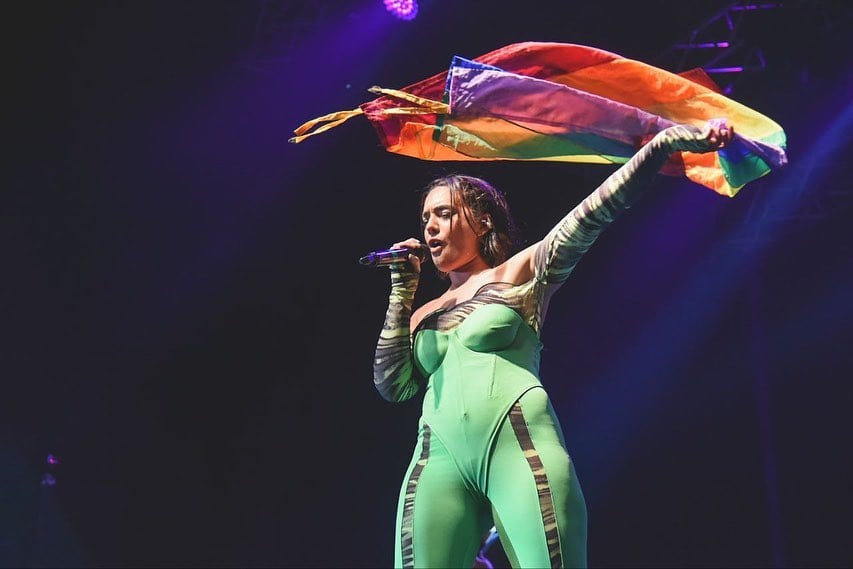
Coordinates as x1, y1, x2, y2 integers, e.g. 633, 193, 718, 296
535, 124, 716, 285
373, 267, 423, 402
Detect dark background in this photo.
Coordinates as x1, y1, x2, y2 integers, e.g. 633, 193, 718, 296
3, 1, 852, 567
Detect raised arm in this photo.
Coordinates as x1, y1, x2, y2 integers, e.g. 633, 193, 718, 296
373, 263, 423, 402
534, 122, 731, 285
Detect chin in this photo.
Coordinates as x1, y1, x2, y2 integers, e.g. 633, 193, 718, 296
432, 258, 451, 273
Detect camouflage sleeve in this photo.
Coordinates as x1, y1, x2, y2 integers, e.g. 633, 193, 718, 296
373, 266, 423, 402
535, 124, 716, 284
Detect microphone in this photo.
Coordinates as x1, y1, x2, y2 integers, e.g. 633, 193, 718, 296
359, 244, 428, 267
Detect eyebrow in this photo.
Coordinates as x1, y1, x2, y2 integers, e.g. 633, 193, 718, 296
422, 203, 453, 214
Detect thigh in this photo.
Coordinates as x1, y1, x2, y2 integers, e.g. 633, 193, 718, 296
487, 389, 588, 568
394, 424, 491, 568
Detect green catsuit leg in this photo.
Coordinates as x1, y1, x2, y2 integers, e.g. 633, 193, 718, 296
394, 422, 493, 568
488, 388, 587, 569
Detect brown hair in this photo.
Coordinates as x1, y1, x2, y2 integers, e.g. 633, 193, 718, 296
420, 175, 521, 272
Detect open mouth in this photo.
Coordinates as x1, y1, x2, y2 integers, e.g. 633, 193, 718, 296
428, 239, 443, 254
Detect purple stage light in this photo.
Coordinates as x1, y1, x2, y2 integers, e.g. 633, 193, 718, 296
705, 66, 745, 73
675, 41, 730, 49
383, 0, 418, 21
46, 453, 61, 466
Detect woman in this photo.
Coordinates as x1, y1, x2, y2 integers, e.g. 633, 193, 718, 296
373, 121, 734, 568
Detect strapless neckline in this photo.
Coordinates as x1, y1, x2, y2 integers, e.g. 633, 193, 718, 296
413, 281, 518, 337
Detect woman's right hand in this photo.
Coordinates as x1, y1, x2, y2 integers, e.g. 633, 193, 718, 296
390, 237, 426, 274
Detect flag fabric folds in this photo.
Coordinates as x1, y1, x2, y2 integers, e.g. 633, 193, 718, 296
291, 42, 787, 197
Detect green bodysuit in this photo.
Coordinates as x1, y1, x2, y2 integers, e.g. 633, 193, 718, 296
373, 126, 716, 568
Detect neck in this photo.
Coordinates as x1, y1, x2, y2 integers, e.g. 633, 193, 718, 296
447, 259, 492, 289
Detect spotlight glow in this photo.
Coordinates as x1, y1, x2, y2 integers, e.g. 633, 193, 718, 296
383, 0, 418, 20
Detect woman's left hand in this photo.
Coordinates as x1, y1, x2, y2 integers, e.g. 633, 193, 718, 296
704, 119, 735, 150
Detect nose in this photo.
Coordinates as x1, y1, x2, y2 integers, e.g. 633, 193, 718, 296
424, 214, 439, 236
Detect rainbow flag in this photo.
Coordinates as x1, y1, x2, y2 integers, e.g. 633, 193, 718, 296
291, 42, 787, 197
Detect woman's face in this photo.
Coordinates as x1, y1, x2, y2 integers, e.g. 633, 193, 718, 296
422, 185, 484, 273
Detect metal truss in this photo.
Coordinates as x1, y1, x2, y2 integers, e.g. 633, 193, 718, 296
656, 1, 785, 95
657, 1, 852, 237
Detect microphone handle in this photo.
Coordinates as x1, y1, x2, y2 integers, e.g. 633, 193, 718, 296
359, 246, 427, 267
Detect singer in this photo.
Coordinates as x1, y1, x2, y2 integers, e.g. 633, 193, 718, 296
371, 121, 735, 568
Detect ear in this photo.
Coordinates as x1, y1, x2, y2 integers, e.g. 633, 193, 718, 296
477, 216, 493, 238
